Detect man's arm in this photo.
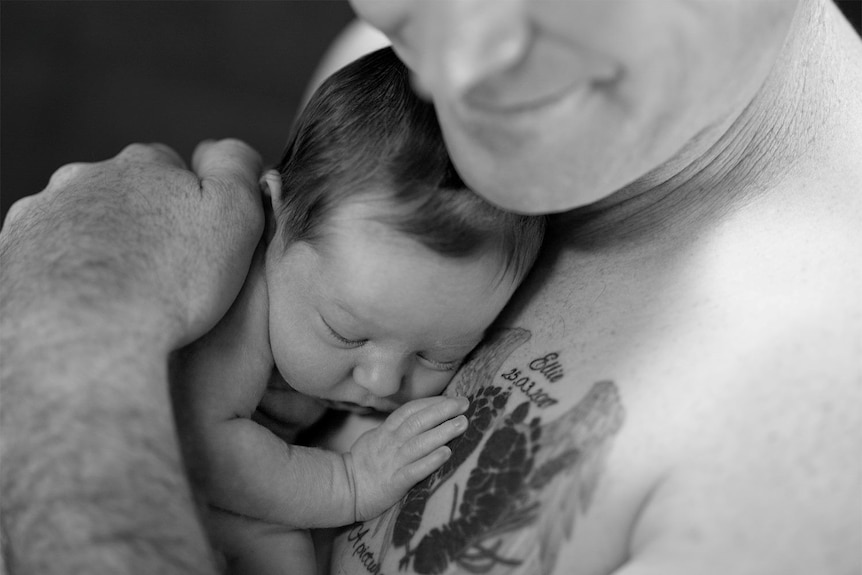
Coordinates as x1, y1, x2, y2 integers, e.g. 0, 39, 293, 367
0, 140, 263, 575
1, 308, 213, 575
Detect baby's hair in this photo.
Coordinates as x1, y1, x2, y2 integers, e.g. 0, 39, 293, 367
273, 47, 545, 282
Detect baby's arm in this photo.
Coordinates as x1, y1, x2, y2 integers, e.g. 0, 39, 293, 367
196, 393, 468, 528
180, 344, 467, 527
173, 252, 468, 528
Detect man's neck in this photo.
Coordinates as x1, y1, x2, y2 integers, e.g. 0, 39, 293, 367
553, 0, 859, 248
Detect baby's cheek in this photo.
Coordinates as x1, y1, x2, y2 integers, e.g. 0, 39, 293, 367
407, 370, 459, 403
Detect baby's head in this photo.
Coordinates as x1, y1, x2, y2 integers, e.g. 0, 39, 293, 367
263, 47, 545, 414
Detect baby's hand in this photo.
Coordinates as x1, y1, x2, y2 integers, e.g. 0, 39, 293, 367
346, 396, 469, 522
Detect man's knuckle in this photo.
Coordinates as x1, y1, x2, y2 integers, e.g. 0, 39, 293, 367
46, 162, 89, 190
117, 142, 176, 165
218, 137, 252, 155
118, 142, 151, 157
402, 416, 424, 437
4, 195, 35, 222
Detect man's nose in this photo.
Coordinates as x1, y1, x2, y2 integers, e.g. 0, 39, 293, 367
409, 0, 529, 100
353, 351, 410, 398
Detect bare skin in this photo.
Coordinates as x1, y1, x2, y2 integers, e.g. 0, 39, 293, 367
0, 1, 858, 574
308, 1, 862, 573
0, 140, 264, 574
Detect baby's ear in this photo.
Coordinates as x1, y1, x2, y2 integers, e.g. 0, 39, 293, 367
260, 169, 284, 209
260, 170, 283, 243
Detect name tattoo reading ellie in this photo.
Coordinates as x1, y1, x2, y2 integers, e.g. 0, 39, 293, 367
500, 352, 565, 409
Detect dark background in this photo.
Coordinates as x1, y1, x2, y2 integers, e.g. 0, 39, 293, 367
0, 1, 355, 219
2, 1, 860, 221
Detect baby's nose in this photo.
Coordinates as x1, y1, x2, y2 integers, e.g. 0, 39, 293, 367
353, 352, 409, 398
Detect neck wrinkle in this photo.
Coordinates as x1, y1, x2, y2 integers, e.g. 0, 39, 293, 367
552, 0, 836, 249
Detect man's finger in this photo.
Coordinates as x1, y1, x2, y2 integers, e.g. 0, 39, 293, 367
45, 162, 92, 191
191, 138, 262, 197
3, 194, 37, 228
115, 142, 187, 168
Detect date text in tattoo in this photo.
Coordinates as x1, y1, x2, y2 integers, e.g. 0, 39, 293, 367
500, 366, 558, 409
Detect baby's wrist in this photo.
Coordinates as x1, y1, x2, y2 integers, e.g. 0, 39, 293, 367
340, 451, 360, 524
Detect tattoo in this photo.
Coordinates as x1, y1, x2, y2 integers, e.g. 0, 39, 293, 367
528, 352, 565, 383
342, 328, 625, 575
500, 367, 558, 409
348, 525, 384, 575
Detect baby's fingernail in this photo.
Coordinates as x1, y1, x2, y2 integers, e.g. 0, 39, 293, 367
453, 415, 468, 431
456, 397, 470, 410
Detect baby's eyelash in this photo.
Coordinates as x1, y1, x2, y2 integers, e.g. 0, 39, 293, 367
419, 354, 461, 372
322, 317, 365, 347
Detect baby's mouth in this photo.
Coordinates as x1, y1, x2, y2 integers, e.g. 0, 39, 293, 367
266, 371, 397, 415
317, 399, 379, 415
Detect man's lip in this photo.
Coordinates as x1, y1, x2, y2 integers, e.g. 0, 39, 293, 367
464, 80, 583, 116
459, 39, 620, 117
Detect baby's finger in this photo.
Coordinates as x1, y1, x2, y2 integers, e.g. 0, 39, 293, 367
399, 415, 468, 462
385, 396, 450, 426
394, 446, 453, 487
386, 396, 469, 433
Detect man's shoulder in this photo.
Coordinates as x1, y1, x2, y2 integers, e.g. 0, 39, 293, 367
327, 200, 861, 574
327, 316, 859, 575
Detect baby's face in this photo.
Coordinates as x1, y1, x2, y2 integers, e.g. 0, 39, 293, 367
265, 199, 518, 414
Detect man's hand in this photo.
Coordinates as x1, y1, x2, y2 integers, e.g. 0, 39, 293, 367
1, 139, 264, 346
346, 396, 469, 522
0, 140, 263, 575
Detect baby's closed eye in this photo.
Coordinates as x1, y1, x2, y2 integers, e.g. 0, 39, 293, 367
416, 353, 462, 372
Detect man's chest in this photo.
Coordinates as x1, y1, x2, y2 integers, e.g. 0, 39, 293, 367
329, 229, 855, 575
328, 321, 666, 575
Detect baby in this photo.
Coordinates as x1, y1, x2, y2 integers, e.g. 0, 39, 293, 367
171, 47, 545, 574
